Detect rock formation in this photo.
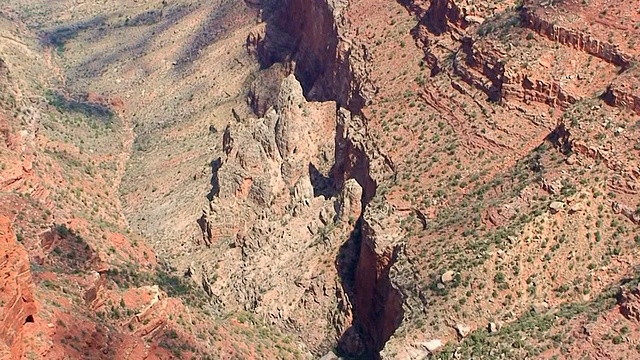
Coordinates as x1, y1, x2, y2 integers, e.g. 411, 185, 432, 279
0, 216, 37, 359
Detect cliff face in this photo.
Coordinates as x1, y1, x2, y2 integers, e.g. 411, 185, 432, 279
341, 217, 403, 358
520, 6, 632, 69
194, 0, 408, 357
247, 0, 374, 109
0, 216, 37, 359
602, 83, 640, 116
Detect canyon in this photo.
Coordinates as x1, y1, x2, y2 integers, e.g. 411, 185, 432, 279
1, 0, 640, 359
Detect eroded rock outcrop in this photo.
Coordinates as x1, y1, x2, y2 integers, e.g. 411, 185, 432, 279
198, 73, 337, 245
612, 202, 640, 225
520, 6, 632, 69
453, 33, 580, 107
338, 179, 363, 222
602, 83, 640, 116
197, 73, 348, 353
619, 284, 640, 322
199, 0, 412, 357
0, 216, 37, 359
247, 0, 375, 109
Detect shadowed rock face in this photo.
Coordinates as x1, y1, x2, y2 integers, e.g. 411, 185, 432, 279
244, 1, 406, 357
247, 0, 343, 93
337, 218, 404, 359
0, 216, 37, 359
247, 0, 375, 109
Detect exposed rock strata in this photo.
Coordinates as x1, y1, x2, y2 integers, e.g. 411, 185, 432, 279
602, 84, 640, 116
405, 0, 639, 115
520, 7, 632, 69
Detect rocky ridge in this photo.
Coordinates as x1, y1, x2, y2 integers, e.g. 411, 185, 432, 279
195, 0, 419, 357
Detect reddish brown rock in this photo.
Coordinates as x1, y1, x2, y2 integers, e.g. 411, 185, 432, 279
619, 285, 640, 322
0, 216, 37, 359
521, 6, 632, 69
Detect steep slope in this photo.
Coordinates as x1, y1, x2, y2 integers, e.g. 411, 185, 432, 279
0, 2, 307, 359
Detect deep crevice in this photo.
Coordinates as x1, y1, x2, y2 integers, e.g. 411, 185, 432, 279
246, 0, 404, 357
309, 162, 337, 199
335, 214, 404, 359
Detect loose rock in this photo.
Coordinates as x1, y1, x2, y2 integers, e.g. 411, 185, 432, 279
455, 323, 471, 338
423, 339, 443, 354
549, 201, 564, 213
488, 322, 499, 333
320, 351, 339, 360
569, 202, 584, 213
441, 270, 455, 283
532, 301, 550, 314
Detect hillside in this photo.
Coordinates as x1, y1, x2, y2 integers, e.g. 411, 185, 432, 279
1, 0, 640, 359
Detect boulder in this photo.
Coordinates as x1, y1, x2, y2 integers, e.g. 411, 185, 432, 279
320, 351, 339, 360
569, 202, 584, 213
422, 339, 443, 354
455, 323, 471, 338
441, 270, 456, 283
488, 322, 498, 333
549, 201, 564, 213
582, 323, 596, 336
532, 301, 550, 314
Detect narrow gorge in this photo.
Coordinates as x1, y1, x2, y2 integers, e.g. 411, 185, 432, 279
196, 0, 413, 357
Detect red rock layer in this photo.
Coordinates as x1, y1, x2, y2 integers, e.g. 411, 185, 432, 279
0, 216, 37, 359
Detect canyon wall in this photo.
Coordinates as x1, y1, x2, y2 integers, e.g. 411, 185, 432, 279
520, 7, 632, 69
247, 0, 375, 109
195, 0, 411, 357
